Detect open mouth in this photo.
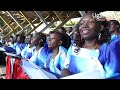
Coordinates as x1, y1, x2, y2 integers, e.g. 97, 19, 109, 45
81, 29, 90, 35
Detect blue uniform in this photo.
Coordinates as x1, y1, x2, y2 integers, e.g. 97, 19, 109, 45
21, 45, 36, 59
29, 43, 51, 68
10, 43, 26, 55
65, 44, 105, 78
99, 33, 120, 78
45, 46, 68, 75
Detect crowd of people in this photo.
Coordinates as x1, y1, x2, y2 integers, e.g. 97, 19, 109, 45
1, 12, 120, 79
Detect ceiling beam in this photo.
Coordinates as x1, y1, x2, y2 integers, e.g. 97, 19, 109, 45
53, 11, 64, 22
79, 11, 86, 17
19, 11, 35, 28
54, 11, 76, 31
25, 14, 52, 36
6, 11, 24, 30
34, 11, 48, 25
0, 16, 15, 32
40, 17, 58, 33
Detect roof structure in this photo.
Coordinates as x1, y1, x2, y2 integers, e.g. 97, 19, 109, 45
0, 11, 104, 38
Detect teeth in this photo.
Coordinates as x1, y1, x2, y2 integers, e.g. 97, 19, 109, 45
82, 30, 89, 34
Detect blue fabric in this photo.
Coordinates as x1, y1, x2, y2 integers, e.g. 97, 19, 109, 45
70, 33, 75, 45
67, 46, 101, 74
10, 43, 26, 55
30, 48, 44, 67
111, 34, 117, 41
21, 44, 30, 58
45, 46, 68, 75
43, 43, 52, 56
31, 45, 49, 68
21, 45, 36, 59
99, 33, 120, 78
4, 46, 16, 53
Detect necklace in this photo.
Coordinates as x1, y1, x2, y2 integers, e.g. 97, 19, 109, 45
83, 44, 99, 50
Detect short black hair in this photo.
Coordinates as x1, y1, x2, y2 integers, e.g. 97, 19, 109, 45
49, 31, 71, 50
35, 32, 46, 47
108, 20, 120, 30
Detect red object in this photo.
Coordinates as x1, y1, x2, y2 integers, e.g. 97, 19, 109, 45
12, 59, 29, 79
5, 56, 11, 79
6, 56, 29, 79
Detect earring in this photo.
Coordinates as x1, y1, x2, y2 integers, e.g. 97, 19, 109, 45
98, 33, 101, 40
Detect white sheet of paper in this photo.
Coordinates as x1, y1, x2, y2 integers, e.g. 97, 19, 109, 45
5, 52, 22, 59
40, 69, 57, 79
61, 69, 105, 79
21, 60, 57, 79
5, 52, 18, 57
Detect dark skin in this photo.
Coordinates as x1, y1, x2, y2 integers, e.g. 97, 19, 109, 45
61, 13, 101, 77
17, 36, 21, 43
47, 32, 62, 59
25, 35, 32, 44
108, 21, 119, 36
31, 33, 42, 51
17, 35, 25, 44
79, 13, 100, 49
73, 31, 79, 41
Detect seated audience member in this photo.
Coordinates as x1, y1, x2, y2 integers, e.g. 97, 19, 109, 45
71, 28, 81, 45
61, 13, 120, 79
29, 32, 47, 67
58, 27, 66, 34
8, 34, 26, 55
99, 20, 110, 45
4, 34, 26, 54
21, 34, 35, 59
61, 13, 105, 78
57, 27, 71, 50
7, 37, 14, 46
44, 31, 70, 75
99, 31, 120, 78
108, 20, 120, 41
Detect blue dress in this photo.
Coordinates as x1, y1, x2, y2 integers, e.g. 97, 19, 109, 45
45, 46, 68, 75
66, 45, 104, 76
21, 45, 36, 59
10, 42, 26, 55
99, 33, 120, 78
111, 34, 118, 41
30, 47, 45, 68
30, 43, 51, 68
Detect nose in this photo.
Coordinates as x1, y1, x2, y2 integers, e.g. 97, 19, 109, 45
82, 22, 89, 28
79, 22, 88, 30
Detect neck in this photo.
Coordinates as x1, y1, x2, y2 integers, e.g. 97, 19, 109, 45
36, 45, 41, 51
83, 39, 99, 49
52, 47, 59, 58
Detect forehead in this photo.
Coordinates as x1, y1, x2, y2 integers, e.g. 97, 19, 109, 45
81, 14, 96, 21
50, 33, 58, 36
49, 33, 60, 38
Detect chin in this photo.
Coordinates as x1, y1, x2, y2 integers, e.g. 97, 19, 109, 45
82, 36, 90, 40
82, 36, 93, 41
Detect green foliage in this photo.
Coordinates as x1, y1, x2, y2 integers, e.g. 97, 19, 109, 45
65, 21, 78, 26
